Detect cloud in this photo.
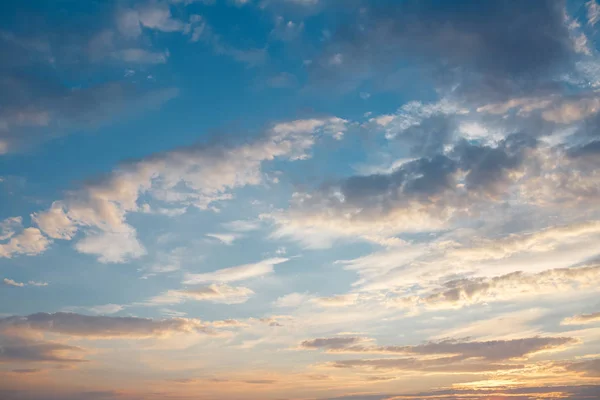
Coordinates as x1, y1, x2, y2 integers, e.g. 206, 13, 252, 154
3, 278, 24, 288
27, 281, 48, 287
188, 18, 267, 67
182, 284, 254, 304
116, 2, 208, 39
2, 278, 48, 288
444, 221, 600, 263
0, 334, 85, 363
0, 388, 134, 400
565, 358, 600, 377
31, 204, 76, 240
0, 1, 190, 155
312, 294, 358, 307
369, 99, 467, 143
478, 94, 600, 124
148, 284, 255, 305
270, 132, 538, 247
10, 369, 41, 374
0, 312, 215, 338
184, 257, 289, 284
314, 0, 575, 97
301, 337, 364, 350
74, 228, 146, 264
0, 74, 178, 154
330, 218, 600, 297
270, 17, 304, 41
111, 48, 168, 64
305, 335, 582, 378
330, 358, 524, 373
221, 220, 261, 232
561, 312, 600, 326
0, 217, 22, 240
274, 292, 312, 308
302, 336, 576, 361
266, 72, 299, 89
320, 385, 600, 400
86, 304, 125, 315
205, 233, 241, 245
26, 117, 345, 262
588, 1, 600, 27
387, 264, 600, 312
0, 228, 51, 259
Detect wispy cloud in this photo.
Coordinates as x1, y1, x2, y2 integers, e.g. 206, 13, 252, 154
184, 258, 289, 284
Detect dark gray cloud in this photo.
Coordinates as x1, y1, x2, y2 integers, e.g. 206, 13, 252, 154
0, 334, 84, 363
302, 336, 575, 361
569, 140, 600, 158
300, 132, 535, 221
301, 337, 363, 350
396, 337, 574, 361
10, 369, 41, 374
314, 0, 575, 99
0, 389, 135, 400
453, 132, 537, 193
565, 358, 600, 377
336, 154, 458, 210
243, 380, 277, 385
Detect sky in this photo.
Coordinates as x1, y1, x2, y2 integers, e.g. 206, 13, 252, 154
1, 0, 600, 399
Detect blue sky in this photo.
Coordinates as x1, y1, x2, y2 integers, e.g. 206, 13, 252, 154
1, 1, 600, 399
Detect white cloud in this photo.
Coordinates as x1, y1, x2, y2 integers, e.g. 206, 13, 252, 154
477, 94, 600, 124
184, 258, 289, 284
372, 99, 467, 139
2, 279, 48, 288
147, 284, 254, 305
31, 203, 76, 240
74, 228, 146, 264
0, 228, 51, 259
28, 117, 345, 263
3, 278, 24, 287
28, 281, 48, 287
312, 294, 358, 307
274, 292, 312, 308
541, 97, 600, 124
388, 264, 600, 312
370, 115, 395, 127
222, 219, 261, 232
181, 284, 254, 304
0, 216, 22, 240
476, 96, 554, 115
88, 304, 125, 315
117, 4, 190, 38
587, 0, 600, 26
562, 311, 600, 326
333, 218, 600, 295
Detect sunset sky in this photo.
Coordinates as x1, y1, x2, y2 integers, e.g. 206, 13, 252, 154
1, 1, 600, 399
